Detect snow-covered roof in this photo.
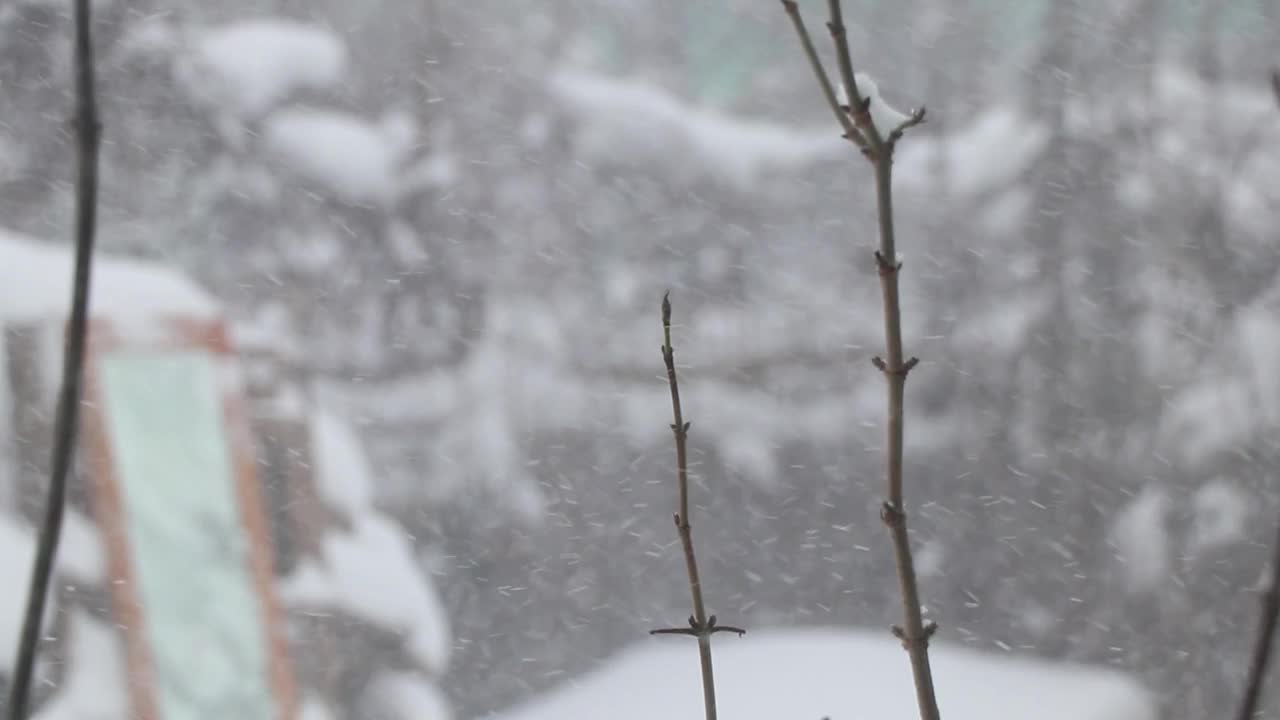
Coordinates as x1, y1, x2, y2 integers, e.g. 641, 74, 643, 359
281, 411, 452, 674
31, 612, 128, 720
548, 68, 843, 190
174, 19, 348, 119
494, 628, 1155, 720
0, 228, 219, 324
262, 108, 410, 207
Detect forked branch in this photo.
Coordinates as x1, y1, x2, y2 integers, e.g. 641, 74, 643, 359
780, 3, 939, 720
648, 293, 744, 720
6, 1, 102, 718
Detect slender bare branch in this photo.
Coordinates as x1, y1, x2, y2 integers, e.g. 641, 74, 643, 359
781, 3, 939, 720
1233, 68, 1280, 720
779, 0, 867, 150
5, 2, 102, 719
649, 293, 744, 720
826, 0, 877, 144
886, 108, 928, 150
1236, 520, 1280, 720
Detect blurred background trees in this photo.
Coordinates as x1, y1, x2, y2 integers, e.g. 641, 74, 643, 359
2, 0, 1279, 717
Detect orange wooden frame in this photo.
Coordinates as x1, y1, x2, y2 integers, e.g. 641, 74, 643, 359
81, 315, 298, 720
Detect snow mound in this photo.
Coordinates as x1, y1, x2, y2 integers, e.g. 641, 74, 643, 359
549, 68, 842, 190
262, 108, 408, 206
494, 628, 1155, 720
31, 612, 128, 720
896, 106, 1048, 197
282, 412, 451, 674
0, 510, 108, 671
0, 228, 219, 324
281, 514, 452, 674
1160, 297, 1280, 464
175, 19, 348, 119
309, 410, 377, 516
300, 696, 337, 720
367, 670, 453, 720
1110, 486, 1172, 594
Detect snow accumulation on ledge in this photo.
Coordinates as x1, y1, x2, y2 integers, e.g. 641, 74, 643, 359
0, 228, 221, 324
492, 627, 1155, 720
547, 67, 843, 191
174, 18, 348, 120
280, 411, 453, 675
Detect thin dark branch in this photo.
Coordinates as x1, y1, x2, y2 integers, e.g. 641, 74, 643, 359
1234, 69, 1280, 720
1236, 519, 1280, 720
5, 1, 101, 718
650, 293, 743, 720
650, 613, 746, 638
826, 0, 876, 144
779, 0, 866, 150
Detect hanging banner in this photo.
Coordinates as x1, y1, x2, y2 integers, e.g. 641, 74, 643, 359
82, 316, 297, 720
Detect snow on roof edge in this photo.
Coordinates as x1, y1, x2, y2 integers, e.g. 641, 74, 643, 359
0, 228, 220, 324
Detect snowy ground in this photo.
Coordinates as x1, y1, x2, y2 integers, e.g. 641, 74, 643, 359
490, 627, 1155, 720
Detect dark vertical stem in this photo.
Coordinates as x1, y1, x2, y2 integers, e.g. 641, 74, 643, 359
871, 150, 940, 720
661, 293, 717, 720
1234, 70, 1280, 720
1236, 519, 1280, 720
5, 1, 101, 718
782, 2, 939, 719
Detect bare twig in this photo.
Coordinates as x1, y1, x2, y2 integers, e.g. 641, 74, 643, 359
5, 1, 101, 718
825, 0, 874, 142
1233, 69, 1280, 720
1236, 520, 1280, 720
779, 0, 866, 150
781, 3, 939, 720
648, 293, 744, 720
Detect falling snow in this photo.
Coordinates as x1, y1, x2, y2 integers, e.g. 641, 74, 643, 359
2, 3, 1279, 720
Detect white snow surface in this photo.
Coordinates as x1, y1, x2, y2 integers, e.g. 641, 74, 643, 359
366, 670, 453, 720
0, 517, 51, 670
1188, 478, 1251, 555
1160, 293, 1280, 464
31, 612, 128, 720
281, 513, 452, 674
492, 628, 1155, 720
1110, 485, 1171, 595
300, 696, 337, 720
283, 411, 451, 674
57, 509, 107, 585
0, 228, 219, 323
896, 106, 1049, 197
549, 67, 843, 190
0, 510, 106, 670
309, 410, 377, 517
174, 19, 348, 119
262, 108, 409, 206
836, 72, 913, 130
